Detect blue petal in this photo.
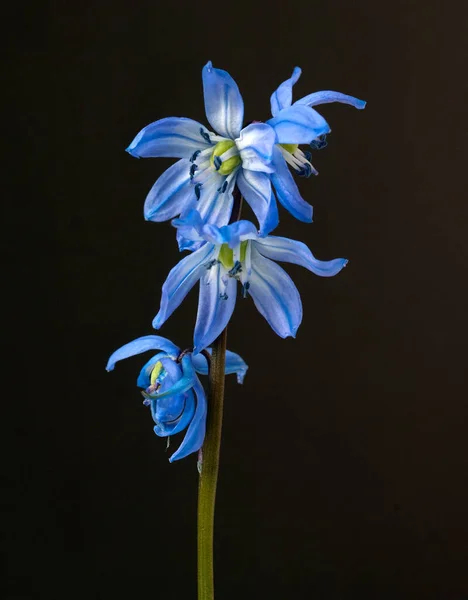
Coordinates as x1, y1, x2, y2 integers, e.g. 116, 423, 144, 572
270, 66, 302, 117
106, 336, 180, 371
153, 243, 216, 329
144, 159, 194, 222
126, 117, 212, 159
137, 351, 169, 388
169, 373, 207, 462
270, 147, 313, 222
222, 220, 259, 248
237, 169, 278, 236
202, 61, 244, 139
235, 123, 276, 173
193, 262, 237, 353
148, 354, 195, 400
196, 170, 234, 228
267, 105, 330, 145
254, 236, 348, 277
153, 389, 195, 437
192, 349, 248, 384
295, 90, 366, 110
172, 208, 206, 243
248, 246, 302, 338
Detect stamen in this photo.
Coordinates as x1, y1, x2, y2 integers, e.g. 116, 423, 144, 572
219, 292, 229, 300
142, 398, 151, 407
200, 128, 211, 143
228, 261, 242, 277
190, 150, 201, 163
217, 180, 228, 193
204, 258, 218, 270
218, 146, 239, 162
310, 134, 328, 150
195, 183, 202, 200
213, 156, 222, 170
242, 281, 250, 298
190, 163, 198, 179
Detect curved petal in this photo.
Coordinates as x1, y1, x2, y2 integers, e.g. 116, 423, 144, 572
295, 91, 366, 110
192, 349, 248, 384
235, 123, 276, 173
144, 159, 195, 222
267, 105, 330, 145
270, 66, 302, 117
147, 354, 195, 400
202, 61, 244, 139
137, 351, 170, 388
248, 246, 302, 339
106, 336, 180, 371
270, 147, 313, 222
193, 262, 237, 353
237, 169, 278, 236
126, 117, 212, 159
169, 373, 207, 462
153, 243, 216, 329
153, 389, 195, 437
254, 236, 348, 276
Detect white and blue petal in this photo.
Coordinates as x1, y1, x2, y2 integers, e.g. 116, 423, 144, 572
267, 105, 330, 145
106, 336, 180, 371
254, 236, 348, 277
144, 159, 195, 222
295, 90, 366, 110
270, 66, 302, 117
153, 242, 217, 329
196, 170, 235, 229
192, 349, 248, 384
126, 117, 212, 159
235, 123, 276, 173
237, 169, 278, 236
202, 61, 244, 139
248, 246, 302, 339
270, 147, 313, 222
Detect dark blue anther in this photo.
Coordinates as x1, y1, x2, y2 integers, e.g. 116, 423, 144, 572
190, 163, 198, 179
303, 150, 312, 162
204, 259, 218, 269
190, 150, 201, 163
142, 398, 151, 407
195, 183, 202, 200
242, 281, 250, 298
228, 261, 242, 277
310, 134, 328, 150
217, 180, 228, 193
200, 128, 211, 143
219, 292, 229, 300
298, 164, 312, 178
213, 156, 222, 170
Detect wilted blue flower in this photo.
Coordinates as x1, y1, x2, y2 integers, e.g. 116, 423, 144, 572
152, 210, 348, 352
106, 335, 248, 461
127, 61, 279, 239
266, 66, 366, 222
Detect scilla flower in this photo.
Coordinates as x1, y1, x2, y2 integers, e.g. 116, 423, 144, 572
106, 335, 247, 461
266, 66, 366, 222
127, 61, 278, 239
152, 210, 348, 352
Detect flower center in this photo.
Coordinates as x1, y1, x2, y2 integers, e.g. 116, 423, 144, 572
217, 241, 248, 270
210, 140, 241, 176
280, 143, 298, 154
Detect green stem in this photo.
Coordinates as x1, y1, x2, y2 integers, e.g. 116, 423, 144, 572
197, 328, 227, 600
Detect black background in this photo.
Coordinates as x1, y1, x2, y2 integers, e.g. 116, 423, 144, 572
5, 1, 468, 598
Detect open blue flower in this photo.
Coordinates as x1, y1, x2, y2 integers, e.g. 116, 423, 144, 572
106, 335, 248, 462
266, 66, 366, 223
127, 61, 278, 239
152, 210, 348, 352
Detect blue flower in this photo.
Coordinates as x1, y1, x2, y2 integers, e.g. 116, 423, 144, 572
266, 66, 366, 223
127, 61, 278, 239
152, 210, 348, 352
106, 335, 248, 462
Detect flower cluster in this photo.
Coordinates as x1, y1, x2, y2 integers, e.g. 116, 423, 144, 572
108, 62, 365, 461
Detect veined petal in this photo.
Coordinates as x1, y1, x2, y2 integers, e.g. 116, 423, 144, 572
153, 243, 216, 329
192, 349, 248, 384
193, 262, 237, 353
202, 61, 244, 139
270, 66, 302, 117
222, 220, 259, 248
235, 123, 276, 173
295, 90, 366, 110
254, 236, 348, 276
153, 389, 195, 437
196, 170, 234, 228
267, 105, 330, 145
270, 147, 313, 222
248, 246, 302, 338
169, 373, 207, 462
106, 336, 180, 371
237, 169, 278, 236
144, 159, 194, 222
126, 117, 212, 159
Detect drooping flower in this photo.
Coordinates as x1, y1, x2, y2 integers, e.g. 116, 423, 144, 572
106, 335, 248, 461
266, 66, 366, 222
152, 210, 348, 353
127, 61, 279, 240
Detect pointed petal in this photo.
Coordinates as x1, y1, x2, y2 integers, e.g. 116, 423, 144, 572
192, 349, 248, 384
153, 243, 216, 329
106, 336, 180, 371
235, 123, 276, 173
202, 61, 244, 139
144, 159, 194, 222
237, 169, 278, 236
248, 246, 302, 338
270, 66, 302, 117
295, 90, 366, 110
193, 262, 237, 353
126, 117, 212, 159
270, 147, 313, 222
267, 105, 330, 145
254, 236, 348, 276
153, 389, 196, 437
169, 374, 207, 461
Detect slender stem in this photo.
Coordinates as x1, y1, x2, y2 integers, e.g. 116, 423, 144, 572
197, 328, 227, 600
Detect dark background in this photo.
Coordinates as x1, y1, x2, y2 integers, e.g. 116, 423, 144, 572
5, 1, 468, 598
